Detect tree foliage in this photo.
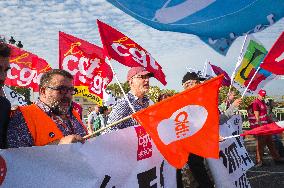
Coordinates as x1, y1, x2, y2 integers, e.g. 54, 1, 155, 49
107, 82, 130, 97
107, 83, 177, 103
10, 86, 32, 104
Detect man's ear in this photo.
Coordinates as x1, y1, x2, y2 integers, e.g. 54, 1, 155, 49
39, 87, 46, 97
128, 79, 132, 86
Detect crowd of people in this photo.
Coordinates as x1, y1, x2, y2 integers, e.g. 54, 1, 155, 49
1, 41, 284, 187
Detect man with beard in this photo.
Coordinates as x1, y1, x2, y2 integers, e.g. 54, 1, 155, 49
103, 66, 153, 133
0, 42, 11, 149
7, 69, 87, 148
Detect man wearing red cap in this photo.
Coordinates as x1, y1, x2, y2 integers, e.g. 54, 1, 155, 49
247, 89, 284, 167
104, 67, 154, 133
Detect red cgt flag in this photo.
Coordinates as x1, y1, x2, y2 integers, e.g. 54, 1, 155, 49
59, 31, 113, 100
97, 19, 167, 85
260, 32, 284, 75
241, 121, 284, 136
5, 45, 51, 91
132, 75, 223, 168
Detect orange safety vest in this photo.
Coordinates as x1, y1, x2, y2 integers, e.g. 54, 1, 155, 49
19, 104, 87, 146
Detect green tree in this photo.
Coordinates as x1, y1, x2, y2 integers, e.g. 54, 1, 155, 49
107, 82, 130, 97
10, 86, 32, 104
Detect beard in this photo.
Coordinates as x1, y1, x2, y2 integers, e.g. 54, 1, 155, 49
49, 97, 72, 115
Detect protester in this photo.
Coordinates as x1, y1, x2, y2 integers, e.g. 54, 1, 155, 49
247, 89, 284, 167
218, 89, 242, 125
87, 105, 99, 134
104, 66, 153, 133
93, 106, 109, 134
157, 93, 172, 102
219, 90, 238, 112
177, 71, 214, 188
266, 99, 284, 157
0, 42, 11, 149
7, 69, 87, 148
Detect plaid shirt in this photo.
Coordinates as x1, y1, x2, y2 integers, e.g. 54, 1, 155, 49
7, 100, 86, 148
103, 92, 150, 134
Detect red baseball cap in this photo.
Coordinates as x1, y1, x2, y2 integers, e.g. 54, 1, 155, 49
127, 67, 154, 81
258, 89, 266, 97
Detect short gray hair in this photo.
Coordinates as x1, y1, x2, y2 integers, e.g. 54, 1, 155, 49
39, 69, 73, 89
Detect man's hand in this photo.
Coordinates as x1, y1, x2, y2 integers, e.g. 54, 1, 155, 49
232, 98, 242, 108
58, 134, 85, 145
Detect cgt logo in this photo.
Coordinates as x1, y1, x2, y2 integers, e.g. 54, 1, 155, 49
0, 155, 7, 185
157, 105, 208, 145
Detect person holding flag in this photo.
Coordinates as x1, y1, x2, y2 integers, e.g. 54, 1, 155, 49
247, 89, 284, 167
7, 69, 88, 148
103, 67, 154, 133
0, 42, 11, 149
176, 71, 214, 188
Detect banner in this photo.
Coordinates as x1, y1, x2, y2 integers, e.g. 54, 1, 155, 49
132, 75, 223, 168
97, 20, 167, 85
207, 115, 254, 188
106, 0, 284, 55
3, 85, 27, 107
74, 86, 103, 106
260, 32, 284, 75
233, 36, 275, 94
0, 126, 176, 187
5, 45, 51, 91
59, 31, 113, 105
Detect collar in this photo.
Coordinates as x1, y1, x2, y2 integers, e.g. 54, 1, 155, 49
128, 92, 148, 102
35, 100, 52, 116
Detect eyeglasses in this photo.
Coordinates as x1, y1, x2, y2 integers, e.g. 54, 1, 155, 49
46, 86, 76, 95
132, 74, 150, 79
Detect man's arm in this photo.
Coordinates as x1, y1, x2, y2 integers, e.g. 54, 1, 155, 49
254, 110, 261, 125
252, 101, 261, 126
7, 110, 34, 148
87, 112, 94, 134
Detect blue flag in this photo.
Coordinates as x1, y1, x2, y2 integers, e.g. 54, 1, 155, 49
107, 0, 284, 55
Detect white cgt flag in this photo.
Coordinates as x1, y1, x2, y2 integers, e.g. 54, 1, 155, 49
3, 85, 27, 107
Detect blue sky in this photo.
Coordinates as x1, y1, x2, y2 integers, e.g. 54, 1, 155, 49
0, 0, 283, 96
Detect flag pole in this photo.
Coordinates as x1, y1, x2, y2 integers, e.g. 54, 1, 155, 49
223, 134, 241, 140
225, 34, 248, 106
202, 59, 208, 77
2, 85, 7, 98
241, 66, 261, 98
106, 57, 136, 113
83, 114, 132, 139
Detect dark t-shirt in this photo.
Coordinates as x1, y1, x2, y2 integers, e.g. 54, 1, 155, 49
0, 96, 11, 149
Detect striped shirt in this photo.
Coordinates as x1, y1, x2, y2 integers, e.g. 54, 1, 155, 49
103, 92, 150, 134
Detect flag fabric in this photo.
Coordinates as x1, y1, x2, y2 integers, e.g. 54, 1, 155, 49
241, 121, 284, 136
233, 36, 276, 94
5, 45, 51, 91
0, 126, 176, 187
208, 62, 231, 86
97, 20, 167, 85
59, 31, 113, 105
132, 75, 223, 168
260, 32, 284, 75
106, 0, 284, 55
3, 85, 27, 107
